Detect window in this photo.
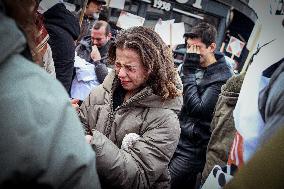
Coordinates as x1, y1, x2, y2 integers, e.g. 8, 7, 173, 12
108, 0, 140, 23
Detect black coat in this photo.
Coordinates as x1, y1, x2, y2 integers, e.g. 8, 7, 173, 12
176, 52, 233, 160
169, 53, 233, 189
44, 3, 80, 93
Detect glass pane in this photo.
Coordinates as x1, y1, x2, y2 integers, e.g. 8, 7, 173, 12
109, 0, 140, 24
144, 4, 172, 28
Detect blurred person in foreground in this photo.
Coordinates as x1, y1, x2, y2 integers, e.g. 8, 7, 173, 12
0, 0, 100, 188
78, 26, 182, 188
225, 57, 284, 189
169, 22, 233, 189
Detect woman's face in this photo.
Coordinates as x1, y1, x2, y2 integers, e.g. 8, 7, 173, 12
115, 48, 150, 93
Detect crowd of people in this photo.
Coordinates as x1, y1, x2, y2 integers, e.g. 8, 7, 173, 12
0, 0, 283, 188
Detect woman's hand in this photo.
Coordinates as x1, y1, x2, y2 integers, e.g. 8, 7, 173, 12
70, 98, 80, 113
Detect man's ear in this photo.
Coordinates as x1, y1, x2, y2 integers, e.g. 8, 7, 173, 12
209, 43, 216, 52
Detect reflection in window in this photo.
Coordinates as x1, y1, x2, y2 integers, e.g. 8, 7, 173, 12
144, 4, 171, 28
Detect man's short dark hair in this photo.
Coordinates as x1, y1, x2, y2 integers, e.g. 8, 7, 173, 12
93, 20, 110, 36
184, 22, 217, 47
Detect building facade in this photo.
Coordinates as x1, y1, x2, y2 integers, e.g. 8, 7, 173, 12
67, 0, 258, 72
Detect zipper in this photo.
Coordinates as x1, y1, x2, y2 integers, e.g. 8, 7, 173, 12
104, 85, 151, 138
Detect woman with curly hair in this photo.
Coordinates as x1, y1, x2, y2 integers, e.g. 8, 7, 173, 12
78, 26, 183, 188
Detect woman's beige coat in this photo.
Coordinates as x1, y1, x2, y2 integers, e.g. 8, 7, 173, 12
79, 71, 182, 189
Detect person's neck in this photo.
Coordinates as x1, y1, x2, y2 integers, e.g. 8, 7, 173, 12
124, 87, 145, 102
124, 90, 137, 102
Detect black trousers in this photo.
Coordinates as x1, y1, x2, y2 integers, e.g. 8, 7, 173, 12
169, 148, 206, 189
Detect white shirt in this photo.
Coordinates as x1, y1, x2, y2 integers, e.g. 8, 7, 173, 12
71, 55, 100, 101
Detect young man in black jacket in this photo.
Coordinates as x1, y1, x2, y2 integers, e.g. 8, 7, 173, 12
169, 22, 233, 189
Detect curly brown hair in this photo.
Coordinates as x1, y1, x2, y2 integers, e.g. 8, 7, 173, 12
108, 26, 182, 100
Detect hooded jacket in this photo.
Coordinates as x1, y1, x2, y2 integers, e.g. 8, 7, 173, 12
79, 70, 182, 189
43, 3, 80, 93
0, 12, 100, 188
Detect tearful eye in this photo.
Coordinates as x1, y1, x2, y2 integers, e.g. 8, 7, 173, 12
125, 66, 133, 72
114, 63, 121, 70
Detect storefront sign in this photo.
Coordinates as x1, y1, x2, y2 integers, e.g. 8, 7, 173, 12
153, 0, 171, 11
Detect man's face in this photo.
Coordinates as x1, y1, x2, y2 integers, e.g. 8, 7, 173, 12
91, 27, 109, 48
186, 38, 215, 66
85, 1, 103, 18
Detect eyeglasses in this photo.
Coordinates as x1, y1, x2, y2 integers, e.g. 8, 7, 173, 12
114, 62, 138, 74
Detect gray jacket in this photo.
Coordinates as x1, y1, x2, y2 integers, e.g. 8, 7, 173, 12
0, 12, 100, 188
79, 71, 182, 189
258, 58, 284, 144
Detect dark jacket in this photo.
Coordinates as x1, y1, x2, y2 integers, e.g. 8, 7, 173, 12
174, 52, 233, 163
0, 12, 100, 188
201, 73, 245, 184
76, 36, 112, 83
179, 52, 233, 146
43, 3, 80, 93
